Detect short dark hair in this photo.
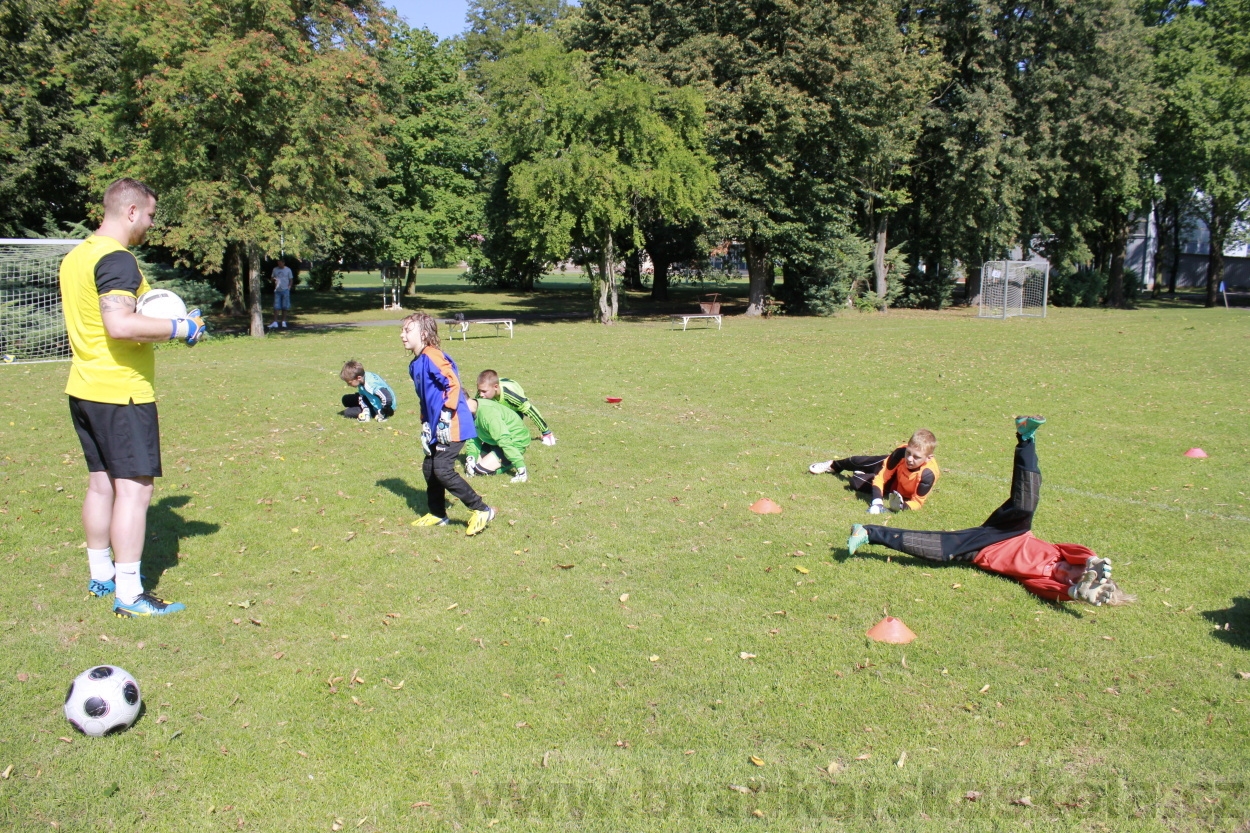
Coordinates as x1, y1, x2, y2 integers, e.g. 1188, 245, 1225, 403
103, 178, 157, 217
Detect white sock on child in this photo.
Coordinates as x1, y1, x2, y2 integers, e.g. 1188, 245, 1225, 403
115, 562, 143, 605
87, 547, 114, 582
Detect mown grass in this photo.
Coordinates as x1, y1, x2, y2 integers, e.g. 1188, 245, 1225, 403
1, 304, 1248, 831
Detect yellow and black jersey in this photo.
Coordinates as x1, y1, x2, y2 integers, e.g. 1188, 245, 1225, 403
60, 235, 154, 404
872, 444, 940, 510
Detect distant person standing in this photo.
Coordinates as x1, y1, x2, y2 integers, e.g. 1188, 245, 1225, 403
269, 260, 294, 329
59, 177, 206, 618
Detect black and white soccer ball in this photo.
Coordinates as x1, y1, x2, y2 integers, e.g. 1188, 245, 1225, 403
135, 288, 187, 320
63, 665, 141, 737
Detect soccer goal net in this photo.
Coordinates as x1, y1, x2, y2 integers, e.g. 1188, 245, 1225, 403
0, 239, 81, 363
978, 260, 1049, 319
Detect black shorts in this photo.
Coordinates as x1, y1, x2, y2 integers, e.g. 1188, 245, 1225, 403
69, 396, 162, 479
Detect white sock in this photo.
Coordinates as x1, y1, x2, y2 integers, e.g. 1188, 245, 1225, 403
87, 547, 114, 582
115, 562, 143, 605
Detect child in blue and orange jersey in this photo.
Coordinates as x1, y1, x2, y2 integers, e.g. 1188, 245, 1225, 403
400, 312, 494, 536
809, 429, 940, 514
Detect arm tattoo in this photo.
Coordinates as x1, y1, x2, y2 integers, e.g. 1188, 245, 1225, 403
99, 294, 137, 314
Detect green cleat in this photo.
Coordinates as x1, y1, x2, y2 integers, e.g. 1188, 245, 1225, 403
847, 524, 869, 556
1014, 415, 1046, 442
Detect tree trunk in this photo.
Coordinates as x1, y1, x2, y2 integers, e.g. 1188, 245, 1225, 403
1151, 201, 1167, 299
744, 237, 770, 316
650, 256, 670, 301
873, 215, 889, 303
405, 258, 418, 297
1168, 199, 1181, 295
1206, 207, 1225, 308
219, 242, 246, 315
623, 249, 643, 291
1106, 217, 1129, 308
247, 243, 264, 336
596, 236, 617, 325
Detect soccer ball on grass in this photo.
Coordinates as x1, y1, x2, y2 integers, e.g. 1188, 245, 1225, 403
64, 665, 142, 737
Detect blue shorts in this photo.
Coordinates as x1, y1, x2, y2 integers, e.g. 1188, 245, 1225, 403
274, 289, 291, 310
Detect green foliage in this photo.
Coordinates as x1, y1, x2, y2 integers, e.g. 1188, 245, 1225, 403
894, 264, 955, 310
0, 0, 114, 236
1049, 268, 1108, 307
97, 0, 392, 272
464, 0, 569, 67
377, 25, 488, 270
483, 32, 716, 322
306, 260, 343, 292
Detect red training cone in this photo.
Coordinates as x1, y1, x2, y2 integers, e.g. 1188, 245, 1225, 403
1184, 448, 1208, 459
749, 498, 783, 514
866, 616, 916, 644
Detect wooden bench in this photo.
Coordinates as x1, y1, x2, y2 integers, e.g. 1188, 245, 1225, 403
437, 317, 515, 341
670, 313, 722, 331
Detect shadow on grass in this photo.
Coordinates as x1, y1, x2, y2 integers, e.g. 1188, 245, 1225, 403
144, 495, 220, 591
1202, 597, 1250, 650
377, 477, 427, 516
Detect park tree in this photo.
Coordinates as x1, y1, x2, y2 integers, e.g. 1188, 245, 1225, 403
0, 0, 114, 236
464, 0, 569, 67
573, 0, 937, 314
1151, 0, 1250, 307
378, 24, 488, 295
484, 32, 715, 323
98, 0, 392, 334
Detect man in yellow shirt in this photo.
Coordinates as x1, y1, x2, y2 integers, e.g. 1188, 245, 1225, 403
60, 178, 206, 618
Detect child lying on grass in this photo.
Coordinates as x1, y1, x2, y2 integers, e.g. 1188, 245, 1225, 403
847, 417, 1133, 606
811, 429, 939, 513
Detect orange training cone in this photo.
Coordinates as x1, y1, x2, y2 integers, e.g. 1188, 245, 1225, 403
867, 616, 916, 644
1184, 448, 1208, 458
749, 498, 783, 514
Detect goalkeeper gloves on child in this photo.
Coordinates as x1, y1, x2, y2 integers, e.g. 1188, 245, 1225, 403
510, 467, 528, 483
420, 423, 433, 455
867, 499, 885, 515
436, 409, 453, 444
464, 456, 476, 477
541, 432, 557, 446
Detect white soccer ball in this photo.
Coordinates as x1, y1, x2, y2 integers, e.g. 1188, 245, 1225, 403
135, 288, 187, 320
64, 665, 142, 737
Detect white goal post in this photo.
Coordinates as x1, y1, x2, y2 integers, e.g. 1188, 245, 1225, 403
978, 260, 1049, 319
0, 238, 81, 363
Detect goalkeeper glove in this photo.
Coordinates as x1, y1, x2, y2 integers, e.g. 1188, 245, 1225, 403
888, 491, 906, 512
420, 422, 432, 456
867, 499, 885, 515
464, 456, 476, 477
541, 432, 557, 446
510, 467, 528, 484
436, 409, 453, 444
171, 309, 207, 346
357, 410, 370, 423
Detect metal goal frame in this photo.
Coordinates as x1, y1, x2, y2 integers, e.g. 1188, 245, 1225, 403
978, 260, 1049, 319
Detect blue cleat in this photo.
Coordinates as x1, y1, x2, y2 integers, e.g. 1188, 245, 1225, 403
1014, 415, 1046, 442
113, 593, 186, 618
88, 578, 115, 598
847, 524, 869, 556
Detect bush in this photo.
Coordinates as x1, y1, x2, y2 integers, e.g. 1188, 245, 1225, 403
894, 263, 955, 310
307, 261, 343, 292
1049, 268, 1106, 307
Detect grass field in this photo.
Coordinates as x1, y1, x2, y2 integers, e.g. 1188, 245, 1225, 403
1, 304, 1248, 831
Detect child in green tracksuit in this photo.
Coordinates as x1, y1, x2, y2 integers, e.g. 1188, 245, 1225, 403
475, 369, 556, 446
464, 397, 532, 483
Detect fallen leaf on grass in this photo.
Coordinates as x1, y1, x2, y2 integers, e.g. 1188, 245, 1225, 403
16, 673, 28, 683
825, 761, 844, 776
964, 791, 982, 802
729, 785, 752, 794
344, 532, 357, 542
752, 809, 765, 818
855, 754, 870, 760
739, 652, 756, 660
515, 721, 530, 729
1237, 671, 1250, 680
749, 755, 766, 767
1105, 687, 1120, 696
556, 563, 575, 570
619, 593, 630, 603
273, 652, 285, 660
58, 737, 72, 744
1012, 796, 1034, 807
446, 603, 458, 610
410, 801, 431, 808
0, 765, 11, 779
648, 655, 659, 662
979, 685, 990, 694
951, 583, 962, 589
794, 566, 809, 575
896, 751, 907, 768
1016, 737, 1030, 747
